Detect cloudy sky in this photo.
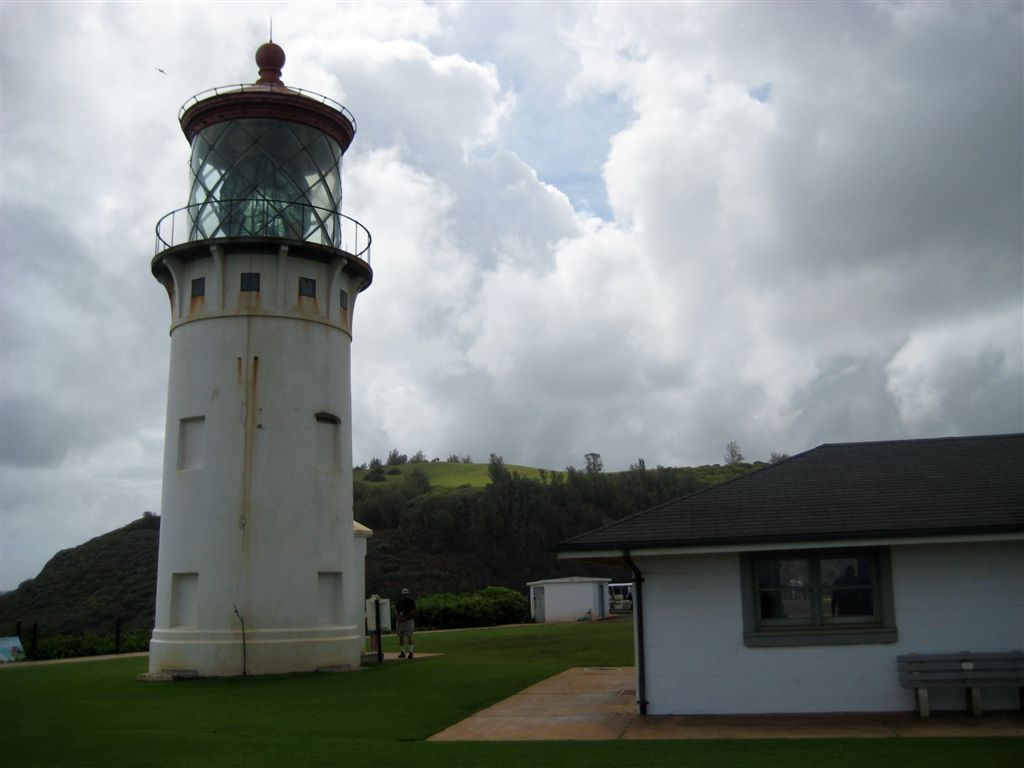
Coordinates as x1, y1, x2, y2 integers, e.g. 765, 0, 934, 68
1, 1, 1021, 590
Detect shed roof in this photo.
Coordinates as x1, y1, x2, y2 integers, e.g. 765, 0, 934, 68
526, 577, 612, 587
558, 434, 1024, 553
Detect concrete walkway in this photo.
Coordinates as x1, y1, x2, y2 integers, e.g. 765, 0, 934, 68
429, 667, 1024, 741
362, 652, 441, 663
431, 666, 636, 741
0, 651, 149, 668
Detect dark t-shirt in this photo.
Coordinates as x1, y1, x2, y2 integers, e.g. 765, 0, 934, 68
396, 595, 416, 621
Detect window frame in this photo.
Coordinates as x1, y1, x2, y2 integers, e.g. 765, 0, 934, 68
740, 547, 897, 647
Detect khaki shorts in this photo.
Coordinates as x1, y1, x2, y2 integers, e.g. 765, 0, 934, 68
397, 619, 414, 642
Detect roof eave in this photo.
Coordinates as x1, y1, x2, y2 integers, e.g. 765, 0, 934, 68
557, 528, 1024, 559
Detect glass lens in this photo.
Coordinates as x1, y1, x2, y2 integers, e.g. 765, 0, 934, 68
186, 119, 343, 245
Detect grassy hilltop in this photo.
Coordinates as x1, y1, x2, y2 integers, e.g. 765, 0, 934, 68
355, 460, 545, 487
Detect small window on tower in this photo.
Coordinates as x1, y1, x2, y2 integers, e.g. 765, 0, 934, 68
299, 277, 316, 298
191, 277, 206, 297
240, 272, 261, 292
339, 290, 349, 310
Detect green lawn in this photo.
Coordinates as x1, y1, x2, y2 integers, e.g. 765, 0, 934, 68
355, 460, 546, 487
3, 621, 1020, 767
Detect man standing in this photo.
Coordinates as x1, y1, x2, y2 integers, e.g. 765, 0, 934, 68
395, 588, 416, 659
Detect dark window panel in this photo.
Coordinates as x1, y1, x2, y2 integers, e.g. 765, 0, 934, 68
241, 272, 261, 292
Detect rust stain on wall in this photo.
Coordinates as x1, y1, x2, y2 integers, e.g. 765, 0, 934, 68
297, 295, 320, 317
240, 355, 259, 533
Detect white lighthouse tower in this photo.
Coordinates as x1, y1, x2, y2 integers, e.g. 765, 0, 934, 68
148, 41, 372, 677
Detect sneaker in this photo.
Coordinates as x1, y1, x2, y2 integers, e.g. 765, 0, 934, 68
398, 652, 406, 659
408, 653, 414, 659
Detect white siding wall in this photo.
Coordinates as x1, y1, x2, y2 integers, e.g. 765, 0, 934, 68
531, 581, 607, 623
638, 541, 1023, 715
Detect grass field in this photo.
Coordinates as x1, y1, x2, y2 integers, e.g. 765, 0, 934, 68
354, 460, 546, 487
4, 621, 1021, 767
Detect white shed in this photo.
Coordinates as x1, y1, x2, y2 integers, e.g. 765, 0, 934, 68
527, 577, 611, 623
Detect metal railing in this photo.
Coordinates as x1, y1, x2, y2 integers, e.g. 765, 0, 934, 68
179, 84, 356, 131
154, 199, 371, 262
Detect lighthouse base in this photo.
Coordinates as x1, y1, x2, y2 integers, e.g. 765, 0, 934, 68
146, 625, 363, 678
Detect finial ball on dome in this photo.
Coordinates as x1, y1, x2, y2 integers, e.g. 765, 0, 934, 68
255, 41, 286, 85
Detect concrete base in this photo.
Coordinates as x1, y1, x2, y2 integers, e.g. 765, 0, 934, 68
148, 625, 362, 677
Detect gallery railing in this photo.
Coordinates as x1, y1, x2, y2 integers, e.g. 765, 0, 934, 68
179, 84, 356, 132
154, 199, 371, 263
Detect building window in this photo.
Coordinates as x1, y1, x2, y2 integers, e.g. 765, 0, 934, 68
191, 277, 206, 297
339, 290, 349, 310
177, 416, 206, 471
240, 272, 261, 292
170, 572, 199, 628
318, 572, 343, 626
299, 277, 316, 298
740, 548, 896, 647
315, 411, 340, 472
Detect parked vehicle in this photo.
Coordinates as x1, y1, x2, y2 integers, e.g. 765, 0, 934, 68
608, 582, 633, 612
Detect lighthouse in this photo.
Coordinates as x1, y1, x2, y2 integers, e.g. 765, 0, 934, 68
148, 41, 372, 677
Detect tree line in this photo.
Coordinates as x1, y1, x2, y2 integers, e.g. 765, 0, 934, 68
357, 450, 768, 597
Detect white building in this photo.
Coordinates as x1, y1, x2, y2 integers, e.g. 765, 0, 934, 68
559, 435, 1024, 715
147, 41, 373, 678
527, 577, 611, 623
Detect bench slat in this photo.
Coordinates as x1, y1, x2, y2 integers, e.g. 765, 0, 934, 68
900, 665, 1024, 675
900, 662, 1024, 668
898, 651, 1024, 661
900, 677, 1024, 688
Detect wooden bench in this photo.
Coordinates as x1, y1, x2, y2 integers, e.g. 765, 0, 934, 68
897, 651, 1024, 717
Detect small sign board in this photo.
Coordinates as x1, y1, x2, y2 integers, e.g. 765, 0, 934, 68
365, 597, 392, 632
0, 636, 25, 663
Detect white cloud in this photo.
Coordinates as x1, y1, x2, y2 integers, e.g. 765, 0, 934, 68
1, 0, 1021, 587
886, 305, 1023, 429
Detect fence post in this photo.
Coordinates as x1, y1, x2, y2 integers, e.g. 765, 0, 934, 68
374, 598, 383, 665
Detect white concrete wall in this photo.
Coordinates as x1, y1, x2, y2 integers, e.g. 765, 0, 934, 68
637, 541, 1023, 714
150, 245, 366, 677
531, 580, 608, 623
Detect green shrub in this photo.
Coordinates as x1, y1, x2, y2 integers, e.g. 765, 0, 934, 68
416, 586, 529, 629
29, 630, 150, 660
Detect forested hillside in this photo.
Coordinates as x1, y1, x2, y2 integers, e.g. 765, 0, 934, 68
358, 455, 763, 597
0, 457, 764, 639
0, 513, 160, 637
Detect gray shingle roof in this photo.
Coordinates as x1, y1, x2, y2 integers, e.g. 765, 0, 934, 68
558, 434, 1024, 552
